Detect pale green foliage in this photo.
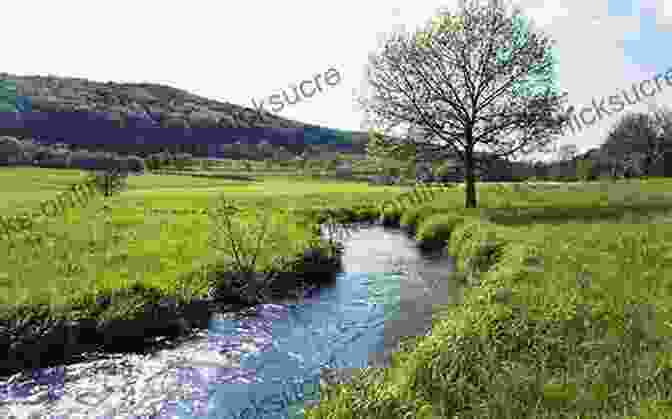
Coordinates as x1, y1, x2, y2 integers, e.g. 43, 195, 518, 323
414, 12, 464, 49
495, 13, 561, 99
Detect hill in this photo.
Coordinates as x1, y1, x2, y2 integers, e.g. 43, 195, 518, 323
0, 73, 369, 158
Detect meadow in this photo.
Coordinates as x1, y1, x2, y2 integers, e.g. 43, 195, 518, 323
3, 163, 672, 418
0, 166, 409, 338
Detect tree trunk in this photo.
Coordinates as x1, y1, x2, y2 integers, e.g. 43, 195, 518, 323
642, 155, 652, 177
464, 149, 477, 208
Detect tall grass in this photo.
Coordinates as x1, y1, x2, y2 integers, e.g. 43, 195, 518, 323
305, 179, 672, 419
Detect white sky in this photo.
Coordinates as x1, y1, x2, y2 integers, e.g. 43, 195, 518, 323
3, 0, 672, 159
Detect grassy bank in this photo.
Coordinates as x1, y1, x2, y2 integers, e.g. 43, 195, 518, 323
305, 179, 672, 419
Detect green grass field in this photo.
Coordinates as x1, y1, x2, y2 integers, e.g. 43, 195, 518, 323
0, 167, 409, 323
4, 166, 672, 417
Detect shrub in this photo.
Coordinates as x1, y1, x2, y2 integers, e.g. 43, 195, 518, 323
576, 159, 596, 181
385, 166, 401, 178
399, 205, 437, 232
206, 196, 308, 305
415, 213, 466, 247
379, 203, 405, 226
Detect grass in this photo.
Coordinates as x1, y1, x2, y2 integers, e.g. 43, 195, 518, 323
0, 167, 91, 213
304, 179, 672, 419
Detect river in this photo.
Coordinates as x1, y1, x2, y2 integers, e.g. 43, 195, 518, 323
0, 223, 460, 418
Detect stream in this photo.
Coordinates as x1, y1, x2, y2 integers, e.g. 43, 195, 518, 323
0, 223, 460, 418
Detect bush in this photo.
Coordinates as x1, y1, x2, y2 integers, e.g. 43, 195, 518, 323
576, 159, 596, 181
379, 203, 405, 226
399, 205, 436, 232
415, 213, 466, 247
0, 136, 23, 165
385, 166, 401, 178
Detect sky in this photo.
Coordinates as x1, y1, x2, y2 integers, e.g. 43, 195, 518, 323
2, 0, 672, 161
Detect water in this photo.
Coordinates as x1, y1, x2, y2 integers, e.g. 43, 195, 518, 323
0, 223, 458, 418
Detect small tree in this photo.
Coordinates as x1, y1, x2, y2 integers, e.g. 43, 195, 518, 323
602, 108, 672, 177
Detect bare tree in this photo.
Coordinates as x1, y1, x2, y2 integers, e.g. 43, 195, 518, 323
602, 108, 672, 177
357, 1, 569, 207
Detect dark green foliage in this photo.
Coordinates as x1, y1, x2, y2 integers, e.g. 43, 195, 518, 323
0, 136, 23, 165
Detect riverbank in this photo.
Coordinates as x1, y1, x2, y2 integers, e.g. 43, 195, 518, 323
305, 179, 672, 419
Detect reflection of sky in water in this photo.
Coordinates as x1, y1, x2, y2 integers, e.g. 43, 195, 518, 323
0, 367, 66, 402
159, 270, 404, 419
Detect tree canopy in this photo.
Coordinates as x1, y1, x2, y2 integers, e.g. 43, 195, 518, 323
603, 107, 672, 176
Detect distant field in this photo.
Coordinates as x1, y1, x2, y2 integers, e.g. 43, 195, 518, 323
0, 168, 90, 213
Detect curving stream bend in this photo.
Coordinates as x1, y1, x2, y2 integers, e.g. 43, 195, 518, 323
0, 223, 460, 419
